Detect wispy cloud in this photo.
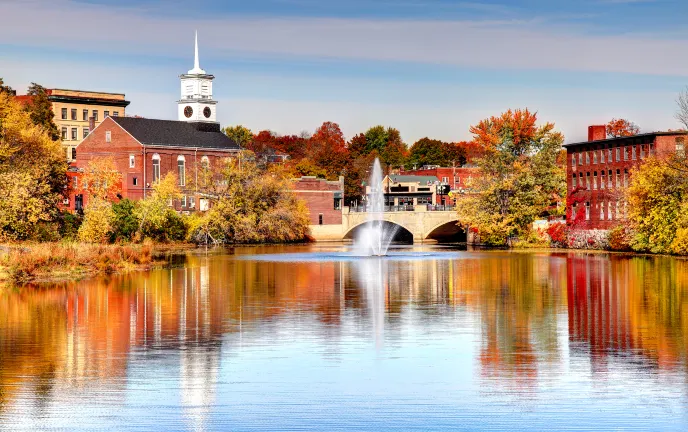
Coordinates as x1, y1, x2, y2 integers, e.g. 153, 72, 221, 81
1, 0, 687, 76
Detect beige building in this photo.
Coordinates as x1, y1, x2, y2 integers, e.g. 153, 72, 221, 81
48, 89, 130, 161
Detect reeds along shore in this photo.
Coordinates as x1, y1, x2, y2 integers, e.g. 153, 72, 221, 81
0, 242, 156, 285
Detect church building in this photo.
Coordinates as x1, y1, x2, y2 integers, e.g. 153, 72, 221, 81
70, 32, 241, 212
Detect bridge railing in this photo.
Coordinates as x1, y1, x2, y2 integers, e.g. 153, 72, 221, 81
426, 205, 454, 212
349, 205, 416, 213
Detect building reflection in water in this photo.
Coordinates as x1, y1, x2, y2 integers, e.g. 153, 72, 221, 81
2, 249, 688, 419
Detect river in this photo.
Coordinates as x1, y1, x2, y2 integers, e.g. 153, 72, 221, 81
1, 244, 687, 431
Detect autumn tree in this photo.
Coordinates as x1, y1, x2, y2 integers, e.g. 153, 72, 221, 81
134, 172, 183, 240
0, 92, 66, 240
249, 130, 278, 155
407, 138, 467, 168
188, 151, 310, 244
80, 157, 122, 201
310, 121, 349, 178
362, 125, 407, 168
606, 118, 640, 138
0, 77, 14, 95
24, 83, 59, 141
223, 125, 253, 148
455, 108, 566, 245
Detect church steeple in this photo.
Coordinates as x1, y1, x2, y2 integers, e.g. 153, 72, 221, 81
188, 31, 206, 75
178, 31, 217, 123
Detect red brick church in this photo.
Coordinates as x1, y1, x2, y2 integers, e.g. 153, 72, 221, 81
67, 32, 241, 211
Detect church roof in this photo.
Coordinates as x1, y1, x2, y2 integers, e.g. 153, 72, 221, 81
111, 117, 241, 151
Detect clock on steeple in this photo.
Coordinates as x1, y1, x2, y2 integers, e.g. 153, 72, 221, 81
177, 31, 218, 123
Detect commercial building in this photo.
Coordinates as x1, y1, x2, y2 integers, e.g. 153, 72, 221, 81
16, 89, 130, 162
292, 176, 344, 238
399, 165, 480, 206
564, 125, 688, 230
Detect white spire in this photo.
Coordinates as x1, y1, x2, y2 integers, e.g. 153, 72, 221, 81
188, 30, 206, 75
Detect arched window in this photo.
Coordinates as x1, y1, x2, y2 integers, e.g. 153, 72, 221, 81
201, 156, 210, 171
152, 153, 160, 183
178, 155, 186, 186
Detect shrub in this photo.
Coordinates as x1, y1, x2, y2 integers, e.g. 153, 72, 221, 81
59, 211, 82, 240
670, 228, 688, 255
78, 198, 114, 243
109, 199, 139, 242
607, 225, 633, 251
546, 222, 568, 248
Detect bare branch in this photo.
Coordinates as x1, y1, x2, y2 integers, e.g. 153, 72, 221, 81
677, 86, 688, 130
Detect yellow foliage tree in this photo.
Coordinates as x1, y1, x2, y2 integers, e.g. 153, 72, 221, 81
81, 157, 122, 201
77, 197, 114, 243
133, 172, 182, 239
0, 92, 67, 240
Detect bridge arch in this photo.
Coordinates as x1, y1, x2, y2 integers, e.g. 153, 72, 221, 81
344, 220, 414, 243
425, 220, 466, 242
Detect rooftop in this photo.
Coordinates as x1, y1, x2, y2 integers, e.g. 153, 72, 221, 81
564, 131, 688, 148
388, 175, 439, 184
110, 117, 241, 151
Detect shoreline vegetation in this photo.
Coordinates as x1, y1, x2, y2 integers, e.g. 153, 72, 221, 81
0, 241, 171, 285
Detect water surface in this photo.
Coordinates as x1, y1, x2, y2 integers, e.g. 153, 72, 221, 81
1, 245, 688, 431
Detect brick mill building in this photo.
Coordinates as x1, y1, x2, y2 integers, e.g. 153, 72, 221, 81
68, 32, 241, 211
564, 125, 688, 230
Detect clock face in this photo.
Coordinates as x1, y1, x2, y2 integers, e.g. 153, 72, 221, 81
184, 106, 193, 118
203, 107, 211, 118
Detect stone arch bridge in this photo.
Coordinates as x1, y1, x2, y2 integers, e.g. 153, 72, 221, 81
310, 207, 465, 242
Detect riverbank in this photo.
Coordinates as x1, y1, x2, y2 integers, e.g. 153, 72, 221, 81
0, 242, 193, 285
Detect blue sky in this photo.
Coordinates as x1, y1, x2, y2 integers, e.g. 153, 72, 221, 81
1, 0, 687, 143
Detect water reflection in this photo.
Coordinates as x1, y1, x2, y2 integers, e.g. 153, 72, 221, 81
1, 247, 688, 430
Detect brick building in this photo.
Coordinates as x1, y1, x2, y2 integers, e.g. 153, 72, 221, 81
564, 125, 688, 229
16, 89, 130, 162
292, 176, 344, 226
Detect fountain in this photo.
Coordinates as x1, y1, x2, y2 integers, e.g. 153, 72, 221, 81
354, 158, 400, 256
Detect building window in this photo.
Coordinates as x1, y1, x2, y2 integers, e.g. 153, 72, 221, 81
586, 172, 590, 190
649, 144, 654, 156
152, 154, 160, 183
181, 195, 187, 207
593, 171, 598, 190
133, 177, 138, 186
579, 172, 583, 188
600, 148, 605, 163
71, 147, 76, 160
92, 110, 98, 121
318, 214, 323, 225
129, 154, 135, 168
83, 128, 89, 139
624, 169, 628, 187
73, 176, 78, 189
201, 155, 210, 171
334, 196, 342, 210
608, 169, 612, 189
71, 127, 77, 140
61, 108, 67, 120
571, 204, 577, 221
616, 146, 620, 161
623, 146, 628, 161
71, 108, 77, 120
600, 201, 605, 220
607, 146, 612, 163
585, 202, 590, 221
104, 110, 110, 118
177, 155, 186, 186
113, 111, 119, 117
572, 174, 577, 189
189, 196, 195, 208
578, 152, 582, 166
676, 138, 685, 157
600, 171, 605, 189
61, 127, 67, 140
616, 201, 620, 219
105, 131, 111, 142
593, 151, 597, 164
640, 144, 646, 159
83, 109, 88, 121
632, 145, 636, 160
571, 154, 576, 167
585, 151, 590, 165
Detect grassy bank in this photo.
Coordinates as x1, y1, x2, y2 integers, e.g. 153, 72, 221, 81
0, 242, 170, 285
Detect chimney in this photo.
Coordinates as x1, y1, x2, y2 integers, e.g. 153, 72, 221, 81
89, 116, 95, 132
588, 125, 606, 142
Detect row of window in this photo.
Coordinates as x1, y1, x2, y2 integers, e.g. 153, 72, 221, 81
572, 144, 652, 167
572, 169, 629, 190
572, 201, 627, 221
60, 108, 119, 121
150, 154, 211, 187
61, 127, 89, 141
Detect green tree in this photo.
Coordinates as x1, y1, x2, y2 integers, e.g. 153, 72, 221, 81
455, 109, 565, 245
109, 199, 139, 242
24, 83, 59, 141
134, 172, 182, 240
362, 126, 407, 168
0, 77, 14, 95
223, 125, 253, 148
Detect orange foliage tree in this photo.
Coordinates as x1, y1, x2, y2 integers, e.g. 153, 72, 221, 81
606, 118, 640, 138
